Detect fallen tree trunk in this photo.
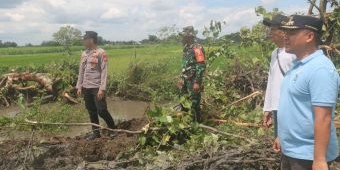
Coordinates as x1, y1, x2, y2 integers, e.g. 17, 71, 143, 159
0, 72, 78, 107
3, 72, 54, 92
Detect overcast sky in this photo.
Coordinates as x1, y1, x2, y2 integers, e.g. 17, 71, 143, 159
0, 0, 308, 45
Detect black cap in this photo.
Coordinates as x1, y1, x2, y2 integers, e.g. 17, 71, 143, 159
280, 14, 323, 33
84, 31, 98, 39
263, 14, 287, 27
179, 26, 197, 36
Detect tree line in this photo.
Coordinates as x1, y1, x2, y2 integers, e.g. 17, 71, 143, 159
0, 40, 18, 48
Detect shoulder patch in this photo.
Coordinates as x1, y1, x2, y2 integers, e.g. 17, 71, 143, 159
102, 52, 108, 62
194, 46, 205, 62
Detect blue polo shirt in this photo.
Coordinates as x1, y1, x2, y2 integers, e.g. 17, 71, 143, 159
277, 50, 339, 161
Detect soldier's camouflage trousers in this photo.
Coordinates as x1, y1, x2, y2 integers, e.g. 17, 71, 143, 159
180, 79, 202, 122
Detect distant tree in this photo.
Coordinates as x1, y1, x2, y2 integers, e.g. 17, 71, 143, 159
140, 39, 150, 44
157, 25, 180, 44
41, 40, 59, 46
53, 25, 82, 55
25, 43, 34, 47
219, 32, 241, 44
97, 36, 104, 45
148, 35, 159, 43
203, 20, 224, 44
97, 36, 112, 46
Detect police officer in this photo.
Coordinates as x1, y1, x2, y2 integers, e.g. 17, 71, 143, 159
76, 31, 116, 140
177, 26, 206, 122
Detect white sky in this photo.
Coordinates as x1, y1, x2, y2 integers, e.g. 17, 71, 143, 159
0, 0, 309, 45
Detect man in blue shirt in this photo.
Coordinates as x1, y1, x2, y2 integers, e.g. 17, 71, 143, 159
274, 15, 339, 170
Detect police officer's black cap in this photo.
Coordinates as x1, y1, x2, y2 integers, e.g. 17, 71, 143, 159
280, 14, 323, 33
84, 31, 98, 39
263, 14, 287, 27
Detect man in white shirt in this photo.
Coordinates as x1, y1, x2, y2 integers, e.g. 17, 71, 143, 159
262, 14, 296, 137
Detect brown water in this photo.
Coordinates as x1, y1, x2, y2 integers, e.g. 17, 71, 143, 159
0, 97, 149, 139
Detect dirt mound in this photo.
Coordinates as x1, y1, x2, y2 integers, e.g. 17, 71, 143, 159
0, 118, 148, 170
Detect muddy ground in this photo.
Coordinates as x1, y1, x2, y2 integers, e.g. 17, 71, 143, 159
0, 98, 150, 170
0, 118, 147, 170
1, 98, 340, 170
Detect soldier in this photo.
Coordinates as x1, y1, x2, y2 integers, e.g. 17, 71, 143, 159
177, 26, 206, 122
262, 14, 296, 137
76, 31, 116, 140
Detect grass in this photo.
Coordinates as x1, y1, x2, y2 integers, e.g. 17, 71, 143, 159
0, 44, 270, 82
0, 53, 71, 67
106, 44, 182, 74
0, 44, 183, 75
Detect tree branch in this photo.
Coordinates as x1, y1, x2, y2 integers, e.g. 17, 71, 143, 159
0, 77, 7, 87
198, 124, 253, 143
308, 0, 317, 14
210, 119, 260, 127
307, 0, 322, 15
227, 91, 262, 107
63, 92, 79, 104
24, 118, 145, 134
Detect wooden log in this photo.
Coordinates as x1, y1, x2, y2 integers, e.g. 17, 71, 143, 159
3, 72, 54, 92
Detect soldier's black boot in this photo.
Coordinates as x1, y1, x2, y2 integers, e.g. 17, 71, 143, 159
173, 103, 189, 112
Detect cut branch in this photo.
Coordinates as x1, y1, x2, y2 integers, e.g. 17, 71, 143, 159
198, 124, 253, 143
24, 118, 145, 134
319, 44, 340, 55
210, 119, 260, 127
13, 85, 36, 91
24, 119, 252, 143
2, 96, 10, 107
63, 92, 79, 104
0, 77, 7, 87
227, 91, 262, 107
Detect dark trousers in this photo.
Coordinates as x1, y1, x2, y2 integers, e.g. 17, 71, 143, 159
281, 154, 331, 170
83, 88, 115, 133
273, 110, 278, 138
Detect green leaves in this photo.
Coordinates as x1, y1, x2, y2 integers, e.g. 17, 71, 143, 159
52, 25, 82, 56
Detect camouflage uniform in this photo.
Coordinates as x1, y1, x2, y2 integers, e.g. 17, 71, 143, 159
76, 31, 115, 137
179, 26, 206, 122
